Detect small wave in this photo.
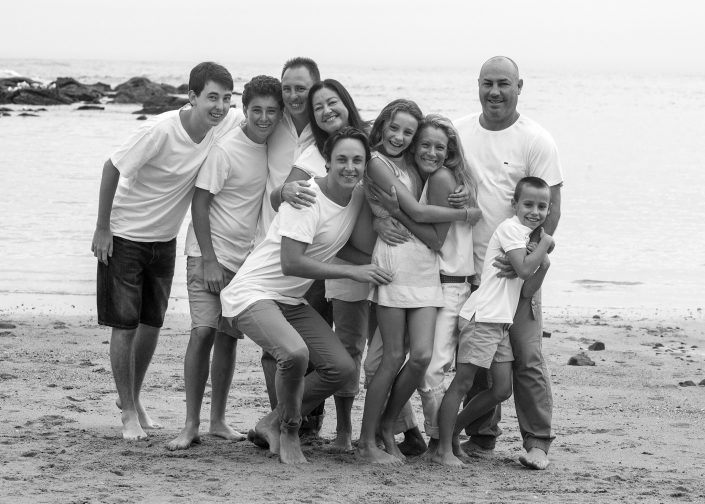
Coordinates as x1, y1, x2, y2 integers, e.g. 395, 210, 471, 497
0, 69, 22, 78
573, 279, 643, 286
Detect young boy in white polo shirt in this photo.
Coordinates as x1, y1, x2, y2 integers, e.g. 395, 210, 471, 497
91, 62, 239, 441
167, 75, 284, 451
433, 176, 554, 466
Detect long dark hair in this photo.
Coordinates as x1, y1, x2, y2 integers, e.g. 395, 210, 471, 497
307, 79, 366, 154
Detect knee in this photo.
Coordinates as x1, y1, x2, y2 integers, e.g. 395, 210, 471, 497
491, 382, 513, 403
408, 348, 433, 372
383, 349, 406, 371
278, 345, 309, 375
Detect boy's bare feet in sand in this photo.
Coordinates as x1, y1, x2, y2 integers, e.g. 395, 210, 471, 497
166, 423, 201, 451
209, 421, 246, 441
357, 441, 404, 465
460, 439, 495, 457
248, 411, 280, 455
330, 430, 354, 452
519, 447, 550, 470
421, 438, 439, 461
121, 411, 148, 441
279, 426, 308, 465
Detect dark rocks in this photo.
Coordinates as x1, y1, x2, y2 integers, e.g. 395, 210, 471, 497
700, 379, 705, 386
588, 341, 605, 351
159, 83, 179, 94
679, 380, 696, 387
568, 352, 595, 366
76, 105, 105, 111
9, 88, 72, 106
0, 322, 16, 329
53, 77, 103, 103
18, 112, 40, 117
114, 77, 167, 104
132, 95, 189, 115
542, 331, 551, 338
88, 82, 112, 93
136, 115, 148, 120
176, 83, 189, 94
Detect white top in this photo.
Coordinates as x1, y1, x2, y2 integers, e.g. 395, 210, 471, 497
183, 125, 268, 272
454, 113, 563, 279
109, 107, 244, 242
255, 111, 314, 244
459, 216, 531, 323
439, 220, 474, 276
221, 180, 365, 318
293, 144, 328, 177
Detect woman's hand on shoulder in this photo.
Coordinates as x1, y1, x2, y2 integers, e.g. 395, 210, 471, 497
282, 180, 316, 209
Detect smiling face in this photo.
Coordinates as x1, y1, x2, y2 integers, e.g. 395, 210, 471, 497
381, 111, 418, 157
281, 66, 315, 121
414, 125, 448, 177
326, 138, 366, 192
512, 185, 551, 230
311, 87, 350, 135
478, 58, 523, 131
189, 80, 232, 128
243, 95, 282, 144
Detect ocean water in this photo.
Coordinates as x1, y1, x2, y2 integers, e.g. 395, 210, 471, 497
1, 58, 704, 313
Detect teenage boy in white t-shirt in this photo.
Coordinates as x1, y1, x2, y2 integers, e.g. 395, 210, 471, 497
166, 75, 284, 451
433, 176, 554, 466
91, 62, 238, 441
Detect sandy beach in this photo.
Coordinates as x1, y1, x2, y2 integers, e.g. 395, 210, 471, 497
1, 297, 704, 503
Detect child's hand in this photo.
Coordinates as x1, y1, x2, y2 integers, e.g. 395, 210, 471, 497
493, 254, 519, 279
465, 207, 482, 226
373, 216, 410, 246
448, 184, 470, 208
539, 228, 556, 253
91, 227, 113, 265
526, 241, 538, 254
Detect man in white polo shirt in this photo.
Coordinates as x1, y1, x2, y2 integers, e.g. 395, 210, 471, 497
455, 56, 563, 470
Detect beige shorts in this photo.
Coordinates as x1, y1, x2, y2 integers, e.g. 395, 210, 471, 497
457, 315, 513, 369
186, 256, 242, 338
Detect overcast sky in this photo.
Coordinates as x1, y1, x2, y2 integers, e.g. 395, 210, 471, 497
3, 0, 702, 73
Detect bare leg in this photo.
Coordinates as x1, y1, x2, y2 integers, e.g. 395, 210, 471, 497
209, 332, 244, 440
357, 306, 406, 465
380, 307, 436, 461
109, 327, 146, 440
433, 363, 479, 466
332, 395, 354, 451
166, 327, 215, 450
132, 323, 161, 429
276, 366, 308, 464
454, 362, 513, 437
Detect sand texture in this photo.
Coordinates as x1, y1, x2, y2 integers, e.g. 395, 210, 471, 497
1, 308, 704, 503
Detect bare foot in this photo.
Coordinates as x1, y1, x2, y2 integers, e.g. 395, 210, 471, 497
330, 430, 353, 452
166, 425, 201, 451
209, 421, 246, 441
381, 425, 406, 461
421, 438, 439, 462
279, 428, 308, 465
431, 450, 465, 467
250, 411, 280, 455
357, 442, 404, 466
121, 411, 148, 441
519, 447, 550, 470
135, 401, 162, 430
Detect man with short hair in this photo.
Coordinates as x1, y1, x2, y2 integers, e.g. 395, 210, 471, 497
91, 61, 241, 441
455, 56, 563, 470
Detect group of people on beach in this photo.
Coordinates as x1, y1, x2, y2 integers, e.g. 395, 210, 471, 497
91, 55, 563, 469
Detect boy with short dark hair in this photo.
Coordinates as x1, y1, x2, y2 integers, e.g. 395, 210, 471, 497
167, 75, 284, 450
433, 176, 555, 466
91, 61, 240, 440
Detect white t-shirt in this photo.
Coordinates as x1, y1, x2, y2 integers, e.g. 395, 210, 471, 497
459, 216, 530, 323
439, 221, 474, 277
183, 125, 268, 272
221, 180, 365, 318
109, 107, 244, 242
454, 113, 563, 279
255, 112, 314, 244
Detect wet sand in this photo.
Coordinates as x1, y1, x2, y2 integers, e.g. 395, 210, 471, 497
1, 303, 704, 503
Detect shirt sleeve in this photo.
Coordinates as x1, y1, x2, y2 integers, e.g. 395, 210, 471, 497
527, 128, 563, 187
195, 144, 229, 195
278, 202, 319, 244
293, 145, 327, 177
495, 219, 528, 254
110, 122, 164, 178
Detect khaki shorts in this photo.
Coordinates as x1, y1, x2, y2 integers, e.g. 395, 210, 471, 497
457, 315, 513, 369
187, 256, 242, 338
